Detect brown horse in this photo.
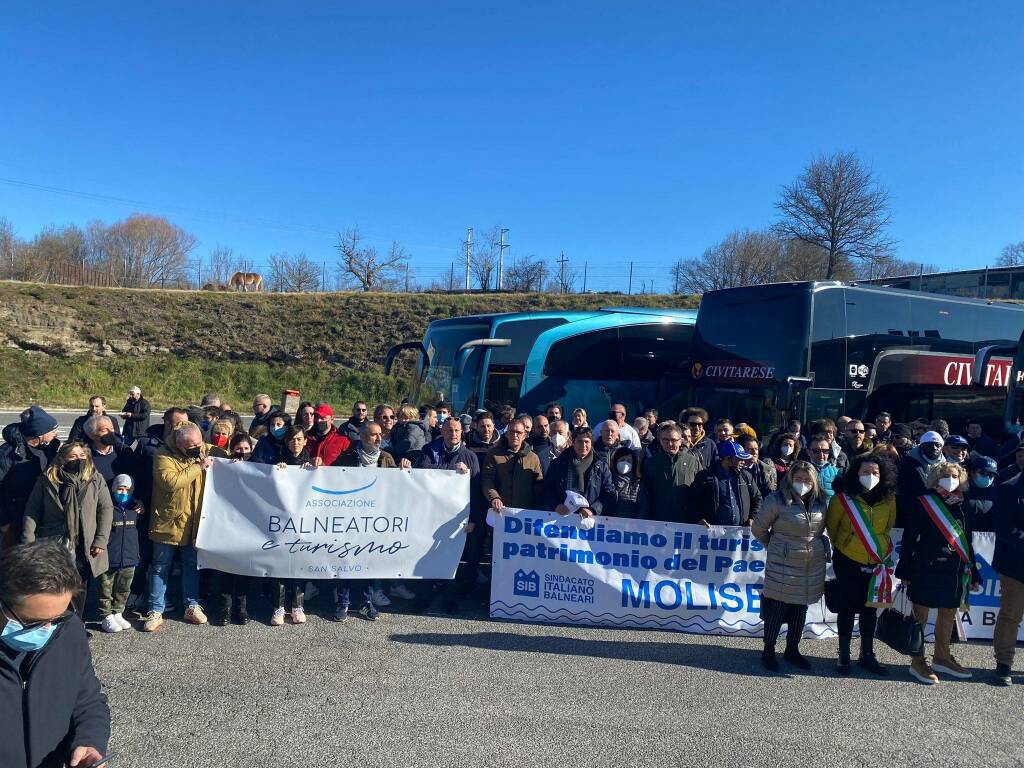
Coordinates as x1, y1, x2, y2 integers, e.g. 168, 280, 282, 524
228, 272, 263, 292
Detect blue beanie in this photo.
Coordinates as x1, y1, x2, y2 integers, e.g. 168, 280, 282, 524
20, 405, 58, 438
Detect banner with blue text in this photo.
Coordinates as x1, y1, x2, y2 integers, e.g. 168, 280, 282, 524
196, 459, 469, 580
488, 509, 1019, 641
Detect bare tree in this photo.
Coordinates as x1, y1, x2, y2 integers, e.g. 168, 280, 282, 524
0, 217, 17, 280
468, 226, 503, 290
206, 245, 238, 287
854, 255, 938, 280
774, 150, 895, 279
335, 228, 407, 291
671, 230, 785, 294
267, 251, 322, 292
997, 241, 1024, 267
504, 256, 549, 292
91, 214, 197, 287
548, 253, 580, 294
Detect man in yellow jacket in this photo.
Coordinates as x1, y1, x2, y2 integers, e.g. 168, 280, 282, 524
142, 422, 211, 632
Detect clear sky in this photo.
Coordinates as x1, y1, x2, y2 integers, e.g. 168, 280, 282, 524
2, 2, 1022, 292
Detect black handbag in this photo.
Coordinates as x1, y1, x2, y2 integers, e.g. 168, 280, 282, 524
877, 586, 924, 656
823, 578, 844, 613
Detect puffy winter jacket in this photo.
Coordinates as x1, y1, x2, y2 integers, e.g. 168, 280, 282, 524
542, 448, 616, 516
751, 487, 829, 605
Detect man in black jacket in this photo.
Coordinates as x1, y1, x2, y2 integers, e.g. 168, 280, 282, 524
67, 397, 122, 446
119, 387, 150, 445
0, 540, 110, 767
691, 441, 762, 526
0, 407, 60, 549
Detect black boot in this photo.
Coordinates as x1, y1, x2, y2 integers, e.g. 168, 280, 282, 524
211, 594, 230, 626
993, 663, 1012, 687
232, 596, 249, 625
857, 628, 888, 675
761, 646, 780, 672
836, 635, 852, 676
784, 637, 812, 670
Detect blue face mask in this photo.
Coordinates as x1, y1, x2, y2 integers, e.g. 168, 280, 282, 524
1, 615, 58, 652
113, 491, 131, 504
270, 426, 286, 439
200, 419, 211, 431
974, 474, 994, 489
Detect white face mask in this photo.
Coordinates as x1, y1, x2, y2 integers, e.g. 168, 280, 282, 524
780, 444, 794, 457
859, 474, 879, 491
616, 460, 632, 475
553, 433, 566, 449
792, 481, 812, 496
938, 476, 960, 492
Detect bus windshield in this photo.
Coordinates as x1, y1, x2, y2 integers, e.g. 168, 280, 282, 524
417, 321, 491, 411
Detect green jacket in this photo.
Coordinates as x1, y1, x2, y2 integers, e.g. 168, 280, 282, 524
481, 441, 543, 509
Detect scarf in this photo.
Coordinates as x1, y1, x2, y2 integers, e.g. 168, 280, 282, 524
356, 443, 381, 467
572, 450, 594, 492
442, 441, 464, 461
49, 468, 89, 552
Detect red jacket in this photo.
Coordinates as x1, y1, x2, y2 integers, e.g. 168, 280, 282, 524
307, 427, 350, 466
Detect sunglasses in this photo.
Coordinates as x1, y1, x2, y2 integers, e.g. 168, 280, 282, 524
848, 429, 865, 434
2, 600, 74, 631
812, 448, 830, 454
688, 421, 704, 428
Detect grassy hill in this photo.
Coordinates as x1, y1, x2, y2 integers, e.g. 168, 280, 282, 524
0, 281, 695, 410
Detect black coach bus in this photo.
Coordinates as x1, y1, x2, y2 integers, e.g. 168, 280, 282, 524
664, 281, 1024, 437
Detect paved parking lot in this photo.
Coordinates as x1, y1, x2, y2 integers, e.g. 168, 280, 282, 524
90, 596, 1023, 768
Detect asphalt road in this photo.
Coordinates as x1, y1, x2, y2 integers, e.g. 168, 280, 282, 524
88, 594, 1023, 768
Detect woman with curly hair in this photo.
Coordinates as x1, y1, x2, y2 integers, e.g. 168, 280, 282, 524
825, 454, 898, 676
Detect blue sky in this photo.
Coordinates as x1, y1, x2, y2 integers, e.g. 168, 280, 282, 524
1, 2, 1022, 291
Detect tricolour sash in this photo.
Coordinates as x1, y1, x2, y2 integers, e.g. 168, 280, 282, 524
837, 493, 894, 608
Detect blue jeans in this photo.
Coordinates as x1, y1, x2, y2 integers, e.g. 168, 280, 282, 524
148, 541, 200, 615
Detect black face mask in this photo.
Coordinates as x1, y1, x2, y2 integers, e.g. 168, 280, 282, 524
233, 451, 249, 460
185, 446, 202, 459
99, 432, 117, 447
315, 422, 331, 435
64, 459, 83, 474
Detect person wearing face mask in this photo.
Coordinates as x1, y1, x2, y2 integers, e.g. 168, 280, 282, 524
805, 435, 840, 502
143, 423, 213, 632
96, 474, 143, 633
206, 418, 235, 459
897, 431, 946, 528
962, 455, 998, 532
305, 403, 351, 467
607, 444, 644, 518
252, 411, 291, 465
0, 405, 62, 549
228, 433, 255, 461
896, 462, 982, 684
81, 415, 131, 486
825, 455, 898, 676
549, 419, 570, 457
691, 441, 763, 527
68, 395, 122, 446
22, 443, 113, 619
544, 428, 616, 517
0, 540, 111, 768
751, 461, 828, 672
769, 433, 799, 478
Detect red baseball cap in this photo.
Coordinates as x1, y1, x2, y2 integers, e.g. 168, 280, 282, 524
314, 404, 334, 418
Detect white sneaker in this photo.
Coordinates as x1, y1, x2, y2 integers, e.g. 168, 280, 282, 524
389, 584, 416, 600
100, 615, 123, 633
371, 588, 392, 607
114, 613, 132, 630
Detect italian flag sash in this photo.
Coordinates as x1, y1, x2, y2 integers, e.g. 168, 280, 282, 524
837, 493, 894, 608
917, 494, 971, 564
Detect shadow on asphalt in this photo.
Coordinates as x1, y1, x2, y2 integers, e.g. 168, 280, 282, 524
386, 629, 844, 679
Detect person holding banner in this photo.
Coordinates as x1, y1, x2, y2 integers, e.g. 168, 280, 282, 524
544, 428, 616, 518
751, 461, 828, 672
825, 455, 898, 676
264, 425, 314, 626
896, 462, 981, 684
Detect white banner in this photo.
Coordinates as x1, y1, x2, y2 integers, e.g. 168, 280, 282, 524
196, 459, 470, 580
489, 509, 1023, 642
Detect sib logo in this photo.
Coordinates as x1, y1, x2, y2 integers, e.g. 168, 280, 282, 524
513, 569, 540, 597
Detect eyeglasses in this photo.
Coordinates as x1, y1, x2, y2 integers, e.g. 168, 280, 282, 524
812, 448, 830, 454
509, 430, 527, 436
688, 421, 703, 428
355, 408, 367, 413
1, 600, 74, 631
848, 429, 865, 434
380, 415, 396, 422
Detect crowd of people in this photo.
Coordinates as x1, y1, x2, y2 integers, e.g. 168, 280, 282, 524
1, 389, 1022, 697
